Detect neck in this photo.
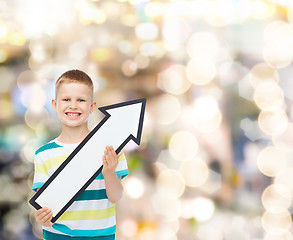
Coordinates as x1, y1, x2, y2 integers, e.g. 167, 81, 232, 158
57, 125, 90, 144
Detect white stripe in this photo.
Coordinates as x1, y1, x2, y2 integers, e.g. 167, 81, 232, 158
56, 216, 116, 230
86, 179, 105, 190
115, 160, 127, 172
47, 166, 60, 175
67, 199, 115, 211
33, 173, 49, 183
43, 226, 69, 236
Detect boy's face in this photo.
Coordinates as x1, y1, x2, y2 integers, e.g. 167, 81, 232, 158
52, 82, 96, 129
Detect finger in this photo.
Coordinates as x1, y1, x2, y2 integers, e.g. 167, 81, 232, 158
41, 211, 52, 224
35, 207, 47, 217
103, 154, 108, 167
39, 208, 52, 222
36, 208, 49, 220
117, 151, 123, 158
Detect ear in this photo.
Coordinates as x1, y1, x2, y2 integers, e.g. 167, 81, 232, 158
90, 101, 96, 114
52, 99, 57, 112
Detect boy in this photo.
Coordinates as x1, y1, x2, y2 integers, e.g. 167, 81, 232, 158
32, 69, 128, 240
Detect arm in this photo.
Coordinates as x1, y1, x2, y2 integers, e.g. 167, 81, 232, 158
102, 146, 123, 203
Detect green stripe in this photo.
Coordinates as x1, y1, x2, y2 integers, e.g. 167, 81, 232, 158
44, 229, 115, 239
95, 169, 129, 180
35, 142, 62, 155
76, 189, 107, 201
32, 182, 44, 192
58, 206, 115, 221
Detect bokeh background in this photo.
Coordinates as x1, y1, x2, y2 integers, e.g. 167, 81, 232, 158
0, 0, 293, 239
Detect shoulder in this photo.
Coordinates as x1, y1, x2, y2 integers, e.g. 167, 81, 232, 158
35, 139, 63, 155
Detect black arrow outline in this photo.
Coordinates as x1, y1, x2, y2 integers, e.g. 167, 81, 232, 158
29, 98, 146, 223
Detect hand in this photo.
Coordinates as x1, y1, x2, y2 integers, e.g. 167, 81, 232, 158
102, 145, 121, 177
35, 207, 53, 227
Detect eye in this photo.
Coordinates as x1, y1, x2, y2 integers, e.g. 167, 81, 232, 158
78, 99, 86, 102
62, 99, 70, 102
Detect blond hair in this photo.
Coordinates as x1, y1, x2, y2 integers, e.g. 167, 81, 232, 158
55, 69, 94, 99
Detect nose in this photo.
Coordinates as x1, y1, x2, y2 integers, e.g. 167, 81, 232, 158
69, 100, 78, 109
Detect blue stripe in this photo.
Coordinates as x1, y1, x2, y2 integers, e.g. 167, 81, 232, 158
95, 169, 129, 180
32, 182, 44, 192
117, 169, 129, 179
35, 142, 62, 155
76, 189, 107, 201
43, 230, 115, 239
52, 224, 116, 237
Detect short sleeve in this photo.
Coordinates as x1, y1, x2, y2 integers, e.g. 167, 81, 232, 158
115, 153, 129, 179
32, 153, 49, 192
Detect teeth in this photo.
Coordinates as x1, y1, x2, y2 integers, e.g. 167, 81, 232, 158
67, 113, 80, 116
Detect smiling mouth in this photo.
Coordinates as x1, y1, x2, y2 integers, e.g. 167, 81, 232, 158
66, 112, 81, 116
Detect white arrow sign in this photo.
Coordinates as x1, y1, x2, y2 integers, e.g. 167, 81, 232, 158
29, 98, 146, 222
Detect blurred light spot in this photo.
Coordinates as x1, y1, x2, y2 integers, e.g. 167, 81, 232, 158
140, 42, 165, 57
253, 82, 284, 111
153, 94, 180, 125
274, 168, 293, 196
240, 118, 263, 141
199, 169, 222, 194
17, 70, 38, 90
134, 54, 149, 69
22, 139, 42, 163
250, 1, 275, 20
218, 62, 247, 86
157, 169, 185, 197
263, 21, 293, 68
192, 96, 222, 133
25, 108, 49, 129
258, 110, 288, 136
157, 64, 191, 95
248, 63, 279, 88
264, 231, 293, 240
145, 1, 164, 18
169, 131, 198, 161
118, 40, 137, 56
257, 146, 287, 177
186, 32, 219, 60
180, 157, 209, 188
4, 125, 32, 152
261, 184, 292, 214
192, 197, 215, 222
262, 209, 292, 234
29, 39, 52, 63
272, 123, 293, 152
151, 191, 181, 222
7, 32, 26, 46
121, 59, 137, 76
120, 14, 138, 27
121, 218, 138, 238
162, 16, 189, 52
124, 176, 145, 199
186, 57, 216, 86
0, 67, 15, 93
78, 4, 106, 24
0, 49, 7, 62
193, 96, 218, 119
157, 224, 178, 240
90, 48, 113, 62
135, 22, 158, 41
0, 98, 13, 120
21, 84, 46, 112
197, 224, 224, 240
69, 41, 87, 60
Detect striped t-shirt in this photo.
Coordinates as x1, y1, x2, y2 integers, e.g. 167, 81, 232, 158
32, 139, 128, 238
